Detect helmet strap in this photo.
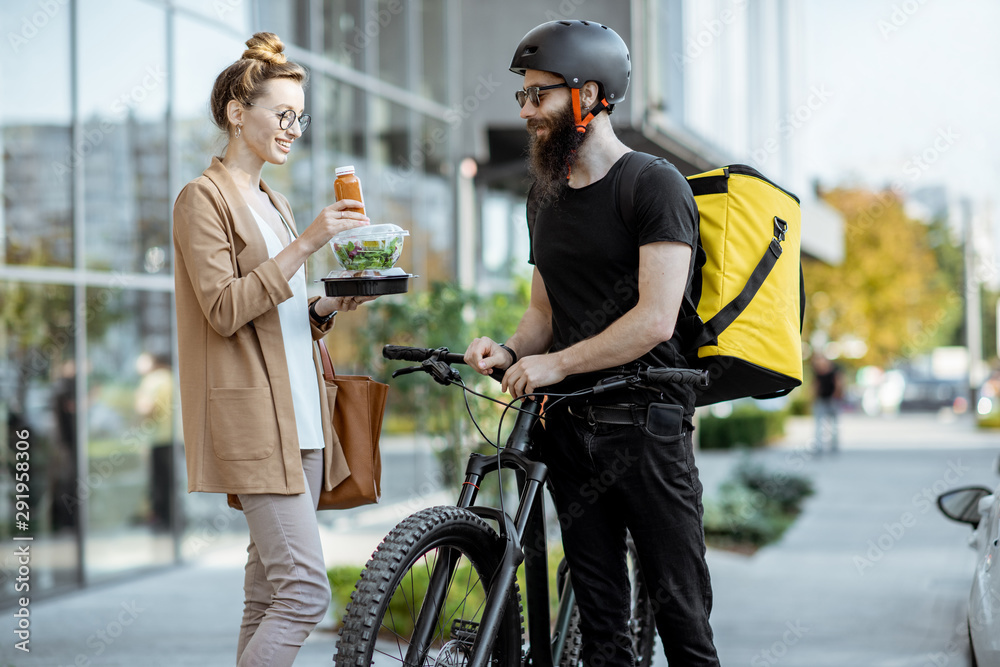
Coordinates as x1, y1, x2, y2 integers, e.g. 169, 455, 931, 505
571, 88, 610, 133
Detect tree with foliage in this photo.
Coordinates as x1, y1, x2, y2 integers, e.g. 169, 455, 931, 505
355, 279, 531, 486
805, 188, 959, 369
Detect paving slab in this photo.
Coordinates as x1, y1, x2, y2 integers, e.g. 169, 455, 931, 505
0, 412, 995, 666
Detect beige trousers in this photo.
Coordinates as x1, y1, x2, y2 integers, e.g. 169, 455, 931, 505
236, 449, 329, 667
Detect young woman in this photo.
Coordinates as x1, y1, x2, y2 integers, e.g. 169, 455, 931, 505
173, 32, 370, 666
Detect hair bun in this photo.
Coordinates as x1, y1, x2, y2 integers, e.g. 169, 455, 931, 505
242, 32, 287, 65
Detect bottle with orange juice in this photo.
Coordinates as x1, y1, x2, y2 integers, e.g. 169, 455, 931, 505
334, 165, 365, 215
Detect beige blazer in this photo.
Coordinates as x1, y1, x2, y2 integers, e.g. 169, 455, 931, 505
172, 157, 350, 498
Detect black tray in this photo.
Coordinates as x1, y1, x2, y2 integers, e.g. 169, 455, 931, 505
321, 273, 414, 297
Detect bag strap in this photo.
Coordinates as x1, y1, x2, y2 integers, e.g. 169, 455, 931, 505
614, 150, 704, 327
692, 215, 788, 348
318, 339, 336, 382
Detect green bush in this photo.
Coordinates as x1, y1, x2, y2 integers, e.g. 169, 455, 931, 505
328, 560, 486, 636
698, 406, 787, 450
328, 540, 569, 632
702, 459, 814, 550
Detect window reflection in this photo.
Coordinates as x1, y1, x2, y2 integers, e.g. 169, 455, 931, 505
377, 0, 408, 87
79, 0, 169, 274
324, 0, 364, 68
174, 18, 246, 186
326, 78, 367, 161
0, 3, 72, 267
0, 282, 80, 602
171, 0, 251, 33
85, 288, 175, 581
421, 0, 448, 102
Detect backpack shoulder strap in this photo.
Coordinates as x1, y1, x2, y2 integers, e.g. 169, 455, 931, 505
615, 151, 704, 328
614, 151, 660, 234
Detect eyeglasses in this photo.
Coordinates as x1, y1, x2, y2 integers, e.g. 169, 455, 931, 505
247, 102, 311, 132
515, 83, 568, 108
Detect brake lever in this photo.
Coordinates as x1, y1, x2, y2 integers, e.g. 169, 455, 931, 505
391, 365, 424, 379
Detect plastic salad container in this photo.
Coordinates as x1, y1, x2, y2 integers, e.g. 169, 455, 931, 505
330, 223, 409, 272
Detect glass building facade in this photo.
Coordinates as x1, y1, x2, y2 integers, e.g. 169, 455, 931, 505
0, 0, 459, 603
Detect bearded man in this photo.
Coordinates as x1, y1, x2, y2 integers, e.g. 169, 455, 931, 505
464, 20, 721, 667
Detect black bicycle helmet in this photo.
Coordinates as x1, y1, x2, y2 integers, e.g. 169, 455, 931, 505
510, 20, 630, 130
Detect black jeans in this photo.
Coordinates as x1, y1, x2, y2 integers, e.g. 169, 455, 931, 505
540, 407, 720, 667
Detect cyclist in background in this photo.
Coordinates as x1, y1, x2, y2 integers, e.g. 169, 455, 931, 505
465, 20, 720, 666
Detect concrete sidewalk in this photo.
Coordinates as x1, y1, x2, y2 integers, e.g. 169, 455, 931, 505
2, 411, 997, 666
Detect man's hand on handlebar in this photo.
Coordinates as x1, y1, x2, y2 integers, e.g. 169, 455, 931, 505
464, 337, 510, 376
464, 337, 569, 400
502, 354, 567, 400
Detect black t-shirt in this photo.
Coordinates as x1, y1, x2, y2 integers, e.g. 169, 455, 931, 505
527, 153, 699, 414
816, 365, 840, 399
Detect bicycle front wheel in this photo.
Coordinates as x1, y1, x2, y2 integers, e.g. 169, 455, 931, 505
335, 506, 523, 667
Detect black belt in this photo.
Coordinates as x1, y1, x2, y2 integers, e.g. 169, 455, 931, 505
567, 404, 641, 425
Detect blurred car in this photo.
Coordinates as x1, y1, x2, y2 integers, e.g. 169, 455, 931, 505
976, 372, 1000, 428
938, 483, 1000, 665
899, 377, 967, 413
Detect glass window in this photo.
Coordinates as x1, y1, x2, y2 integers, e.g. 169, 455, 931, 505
85, 287, 175, 581
0, 3, 73, 267
172, 0, 251, 33
257, 0, 311, 49
372, 97, 411, 170
326, 77, 367, 162
324, 0, 364, 69
174, 17, 247, 186
420, 0, 447, 101
79, 0, 169, 275
377, 0, 408, 87
0, 282, 80, 602
419, 116, 449, 177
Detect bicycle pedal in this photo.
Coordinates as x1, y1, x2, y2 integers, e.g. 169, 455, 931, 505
450, 619, 480, 644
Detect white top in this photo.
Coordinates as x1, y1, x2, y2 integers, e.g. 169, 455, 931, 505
248, 205, 325, 450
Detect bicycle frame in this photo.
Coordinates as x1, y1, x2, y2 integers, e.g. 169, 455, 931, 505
377, 344, 708, 667
406, 398, 572, 667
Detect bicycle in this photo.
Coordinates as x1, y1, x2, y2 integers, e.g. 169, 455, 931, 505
334, 344, 711, 667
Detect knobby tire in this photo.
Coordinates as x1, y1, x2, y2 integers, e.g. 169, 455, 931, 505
335, 506, 523, 667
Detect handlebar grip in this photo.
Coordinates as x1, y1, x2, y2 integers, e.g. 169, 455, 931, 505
644, 368, 711, 389
382, 345, 435, 362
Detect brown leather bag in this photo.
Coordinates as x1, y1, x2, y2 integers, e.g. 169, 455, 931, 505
316, 339, 387, 510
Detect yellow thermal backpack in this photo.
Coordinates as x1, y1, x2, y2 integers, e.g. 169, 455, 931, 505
616, 154, 804, 406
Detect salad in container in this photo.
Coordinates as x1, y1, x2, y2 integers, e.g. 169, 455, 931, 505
323, 223, 414, 296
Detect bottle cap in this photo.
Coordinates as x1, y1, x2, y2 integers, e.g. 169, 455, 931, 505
335, 165, 356, 176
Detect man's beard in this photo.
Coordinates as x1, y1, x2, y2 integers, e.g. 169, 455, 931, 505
527, 101, 588, 203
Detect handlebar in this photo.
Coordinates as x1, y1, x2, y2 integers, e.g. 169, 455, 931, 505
383, 345, 466, 365
381, 344, 710, 392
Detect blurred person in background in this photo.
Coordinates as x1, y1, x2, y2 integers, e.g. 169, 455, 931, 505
812, 352, 844, 452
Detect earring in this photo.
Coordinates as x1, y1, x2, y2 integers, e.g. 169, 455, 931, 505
235, 125, 242, 139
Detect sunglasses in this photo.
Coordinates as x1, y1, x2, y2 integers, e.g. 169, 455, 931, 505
515, 83, 568, 108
